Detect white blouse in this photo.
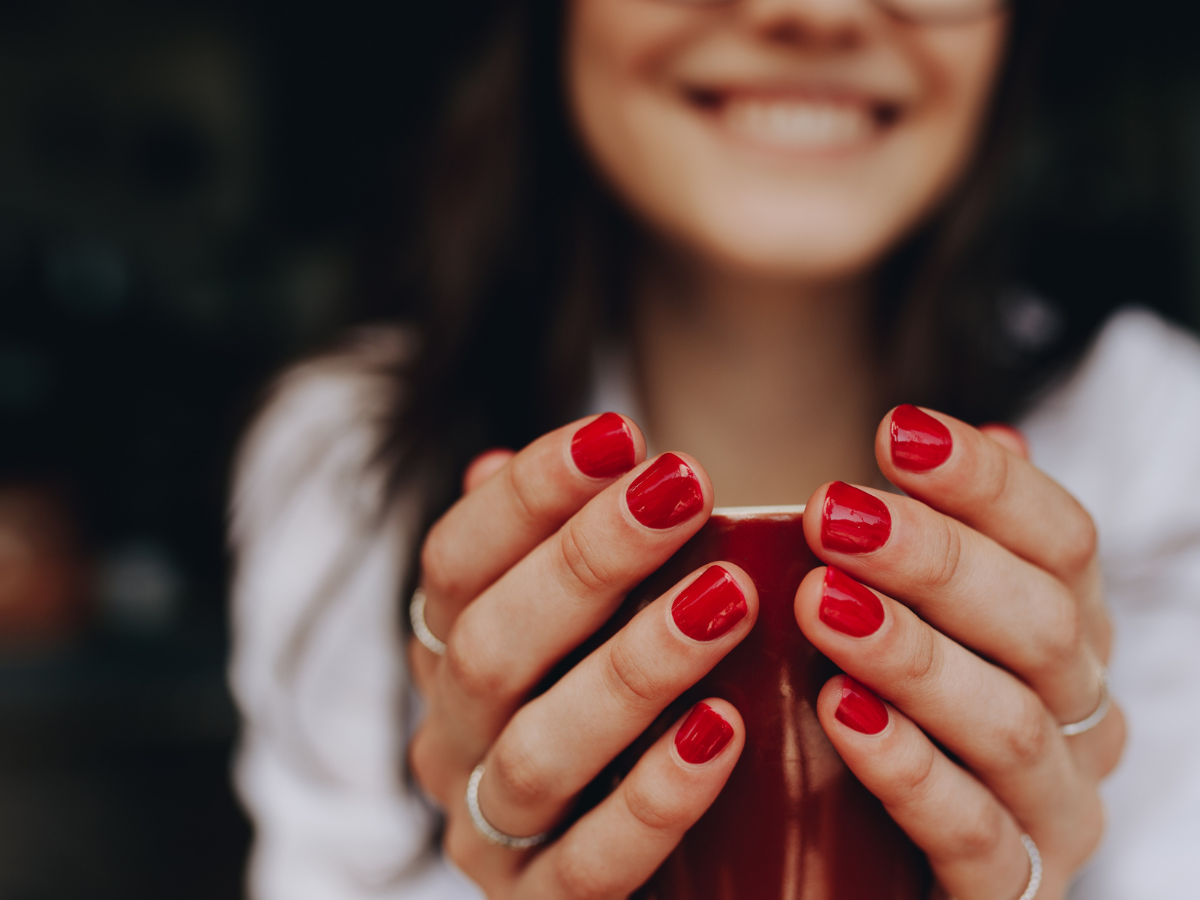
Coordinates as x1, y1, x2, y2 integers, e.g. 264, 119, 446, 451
228, 309, 1200, 899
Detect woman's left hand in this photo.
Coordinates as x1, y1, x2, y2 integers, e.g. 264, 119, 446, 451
795, 406, 1126, 900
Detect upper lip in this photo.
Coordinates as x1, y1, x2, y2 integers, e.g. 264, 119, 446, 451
673, 53, 919, 114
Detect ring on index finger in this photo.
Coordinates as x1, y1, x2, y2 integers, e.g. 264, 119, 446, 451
1060, 667, 1111, 737
410, 587, 447, 656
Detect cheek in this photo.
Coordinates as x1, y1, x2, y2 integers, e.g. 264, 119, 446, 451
566, 0, 686, 175
904, 22, 1009, 203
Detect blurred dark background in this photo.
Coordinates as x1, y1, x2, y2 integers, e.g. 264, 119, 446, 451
1, 1, 1199, 898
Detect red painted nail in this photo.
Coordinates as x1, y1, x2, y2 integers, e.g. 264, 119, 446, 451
890, 405, 953, 472
675, 703, 734, 764
821, 482, 891, 554
820, 568, 884, 638
672, 566, 747, 642
626, 453, 704, 529
835, 677, 889, 735
571, 412, 636, 478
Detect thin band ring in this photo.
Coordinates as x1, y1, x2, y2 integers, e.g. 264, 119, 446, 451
948, 832, 1041, 900
466, 763, 551, 850
409, 587, 447, 656
1015, 833, 1043, 900
1060, 668, 1111, 737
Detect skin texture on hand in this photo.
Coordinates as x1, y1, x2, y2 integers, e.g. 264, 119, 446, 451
407, 407, 1122, 900
795, 408, 1124, 900
408, 413, 757, 899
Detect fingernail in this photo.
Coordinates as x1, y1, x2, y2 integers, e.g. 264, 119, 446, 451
675, 703, 734, 764
571, 412, 636, 479
626, 453, 704, 529
890, 405, 952, 472
672, 566, 747, 642
835, 677, 889, 735
821, 482, 891, 554
820, 568, 884, 638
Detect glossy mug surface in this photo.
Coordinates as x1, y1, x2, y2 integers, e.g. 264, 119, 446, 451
609, 507, 930, 900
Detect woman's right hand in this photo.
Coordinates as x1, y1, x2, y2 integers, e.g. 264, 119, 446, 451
407, 413, 758, 898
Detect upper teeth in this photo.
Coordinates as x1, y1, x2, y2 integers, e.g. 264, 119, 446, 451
724, 99, 873, 150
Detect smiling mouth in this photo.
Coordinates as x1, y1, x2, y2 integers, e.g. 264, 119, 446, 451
687, 89, 902, 153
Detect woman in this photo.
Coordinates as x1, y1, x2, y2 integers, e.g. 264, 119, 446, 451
229, 0, 1200, 898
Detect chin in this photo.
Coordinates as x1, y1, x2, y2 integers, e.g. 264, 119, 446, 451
675, 202, 905, 285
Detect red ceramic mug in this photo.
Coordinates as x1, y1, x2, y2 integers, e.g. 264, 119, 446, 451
577, 506, 931, 900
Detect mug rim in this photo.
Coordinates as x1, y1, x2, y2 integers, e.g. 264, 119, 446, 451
710, 504, 805, 518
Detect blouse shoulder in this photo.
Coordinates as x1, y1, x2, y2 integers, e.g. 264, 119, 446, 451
230, 325, 416, 547
1020, 307, 1200, 563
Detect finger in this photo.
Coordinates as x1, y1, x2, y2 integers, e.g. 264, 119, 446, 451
423, 451, 713, 766
814, 676, 1083, 900
516, 699, 743, 899
978, 423, 1029, 460
422, 412, 645, 637
877, 405, 1096, 590
796, 567, 1113, 837
803, 482, 1104, 724
477, 564, 757, 838
463, 448, 516, 493
409, 635, 438, 699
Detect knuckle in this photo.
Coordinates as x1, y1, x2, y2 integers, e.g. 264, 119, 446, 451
919, 517, 964, 591
553, 842, 615, 900
444, 631, 510, 701
975, 445, 1014, 509
489, 732, 555, 812
901, 622, 941, 688
889, 741, 939, 803
602, 637, 661, 712
1054, 510, 1099, 575
557, 517, 615, 594
420, 528, 464, 601
442, 818, 477, 875
1097, 704, 1128, 778
1030, 594, 1085, 674
505, 456, 546, 527
408, 728, 438, 795
948, 802, 1009, 862
995, 692, 1053, 770
622, 776, 685, 833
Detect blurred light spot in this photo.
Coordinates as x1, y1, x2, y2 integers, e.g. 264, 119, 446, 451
44, 239, 129, 315
998, 288, 1064, 353
96, 541, 183, 635
0, 345, 53, 411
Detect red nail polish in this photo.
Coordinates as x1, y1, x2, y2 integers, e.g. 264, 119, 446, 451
890, 405, 952, 472
821, 482, 891, 554
571, 412, 636, 479
672, 566, 747, 642
835, 677, 889, 735
819, 568, 884, 638
626, 453, 704, 529
675, 703, 734, 764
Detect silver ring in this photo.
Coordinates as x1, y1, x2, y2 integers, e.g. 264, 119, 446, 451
1060, 668, 1111, 737
409, 587, 446, 656
466, 763, 551, 850
1016, 833, 1043, 900
947, 832, 1041, 900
